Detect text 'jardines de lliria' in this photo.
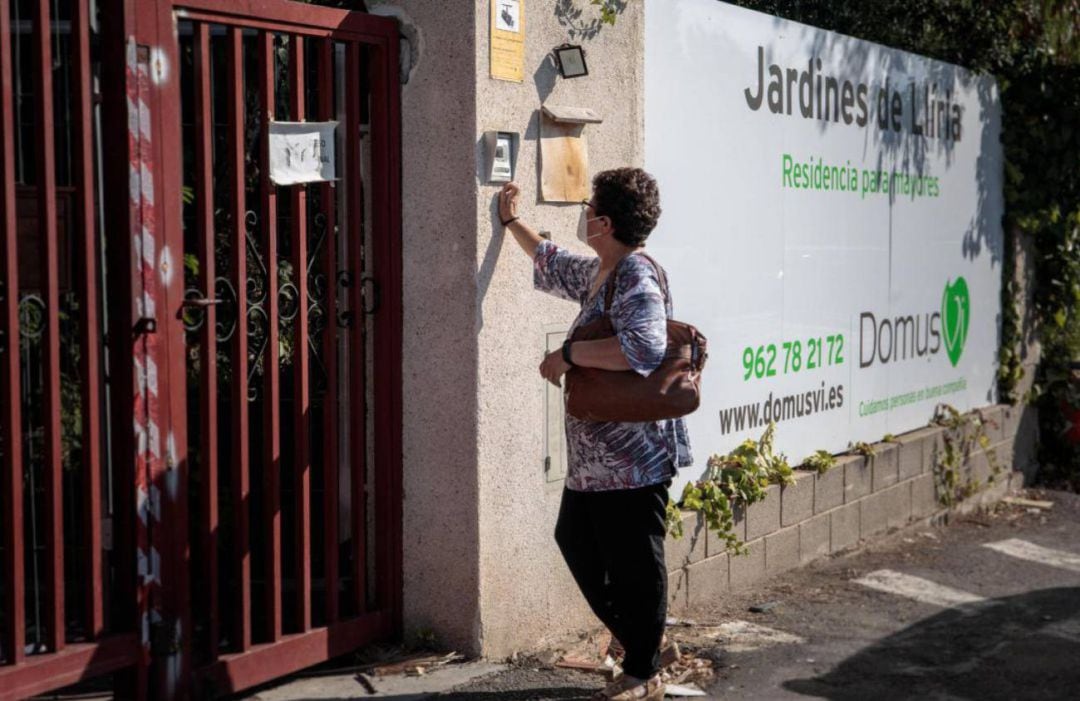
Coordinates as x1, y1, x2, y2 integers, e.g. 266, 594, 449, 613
743, 46, 964, 142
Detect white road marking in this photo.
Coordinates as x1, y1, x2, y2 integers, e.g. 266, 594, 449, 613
853, 566, 1080, 646
982, 538, 1080, 574
853, 569, 990, 611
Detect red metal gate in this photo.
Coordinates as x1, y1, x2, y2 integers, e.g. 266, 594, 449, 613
0, 1, 402, 698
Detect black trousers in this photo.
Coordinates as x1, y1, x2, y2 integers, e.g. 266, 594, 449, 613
554, 480, 669, 680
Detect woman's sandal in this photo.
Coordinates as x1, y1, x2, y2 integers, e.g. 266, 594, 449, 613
604, 636, 681, 677
591, 673, 665, 701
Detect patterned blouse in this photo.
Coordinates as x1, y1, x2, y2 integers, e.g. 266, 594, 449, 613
534, 240, 693, 492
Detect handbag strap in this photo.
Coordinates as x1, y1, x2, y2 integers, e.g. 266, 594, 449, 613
637, 252, 672, 306
602, 252, 671, 314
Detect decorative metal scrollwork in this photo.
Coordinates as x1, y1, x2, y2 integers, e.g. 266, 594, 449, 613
245, 210, 268, 311
278, 280, 300, 324
304, 197, 334, 396
242, 209, 270, 402
247, 238, 266, 394
246, 304, 269, 402
183, 278, 236, 341
214, 277, 240, 342
18, 294, 46, 342
307, 210, 329, 338
182, 287, 207, 333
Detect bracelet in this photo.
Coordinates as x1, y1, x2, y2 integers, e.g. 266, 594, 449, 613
561, 339, 575, 367
501, 216, 519, 227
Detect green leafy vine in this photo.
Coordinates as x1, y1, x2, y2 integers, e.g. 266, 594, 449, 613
667, 422, 793, 555
590, 0, 622, 26
849, 441, 876, 459
803, 449, 836, 474
931, 403, 1003, 506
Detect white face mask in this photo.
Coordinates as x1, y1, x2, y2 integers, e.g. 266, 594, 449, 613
577, 208, 603, 244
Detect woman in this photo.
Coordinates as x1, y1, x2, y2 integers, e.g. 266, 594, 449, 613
498, 168, 693, 701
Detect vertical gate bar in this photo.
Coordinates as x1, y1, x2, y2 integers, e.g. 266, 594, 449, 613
99, 3, 141, 695
0, 0, 25, 667
370, 36, 403, 624
193, 21, 219, 662
288, 35, 312, 632
149, 0, 193, 687
226, 26, 252, 653
257, 30, 282, 642
33, 0, 66, 652
386, 32, 404, 632
343, 41, 366, 614
316, 38, 339, 625
72, 0, 105, 640
99, 3, 144, 695
130, 44, 155, 692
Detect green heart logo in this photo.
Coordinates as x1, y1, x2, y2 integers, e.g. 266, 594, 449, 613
941, 277, 970, 367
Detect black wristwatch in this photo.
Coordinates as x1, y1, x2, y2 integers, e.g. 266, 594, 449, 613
561, 339, 576, 367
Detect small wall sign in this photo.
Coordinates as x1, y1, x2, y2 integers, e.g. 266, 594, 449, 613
490, 0, 525, 82
268, 121, 337, 185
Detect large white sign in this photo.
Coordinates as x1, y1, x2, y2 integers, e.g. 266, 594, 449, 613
644, 1, 1003, 488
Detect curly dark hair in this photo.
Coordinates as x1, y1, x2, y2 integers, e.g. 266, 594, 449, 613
591, 168, 662, 247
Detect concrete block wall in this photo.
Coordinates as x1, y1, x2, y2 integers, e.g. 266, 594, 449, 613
666, 404, 1036, 612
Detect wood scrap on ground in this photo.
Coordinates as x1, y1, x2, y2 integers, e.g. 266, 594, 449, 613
554, 629, 717, 692
369, 651, 463, 677
1002, 496, 1054, 510
556, 629, 615, 674
659, 650, 715, 689
555, 657, 610, 673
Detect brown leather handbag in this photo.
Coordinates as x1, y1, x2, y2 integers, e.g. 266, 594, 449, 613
564, 253, 707, 422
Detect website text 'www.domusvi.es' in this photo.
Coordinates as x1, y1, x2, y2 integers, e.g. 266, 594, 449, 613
718, 382, 845, 434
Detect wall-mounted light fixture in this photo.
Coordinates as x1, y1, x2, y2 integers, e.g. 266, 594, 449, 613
553, 44, 589, 79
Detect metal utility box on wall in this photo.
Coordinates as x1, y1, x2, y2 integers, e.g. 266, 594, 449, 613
483, 130, 520, 182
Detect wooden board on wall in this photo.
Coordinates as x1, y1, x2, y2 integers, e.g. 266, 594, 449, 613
540, 117, 589, 202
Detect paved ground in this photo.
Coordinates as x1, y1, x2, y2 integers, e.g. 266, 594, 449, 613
686, 486, 1080, 700
246, 487, 1080, 700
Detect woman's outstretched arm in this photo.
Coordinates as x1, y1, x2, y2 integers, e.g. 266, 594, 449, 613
499, 182, 544, 259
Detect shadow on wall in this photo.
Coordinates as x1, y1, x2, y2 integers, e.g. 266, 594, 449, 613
783, 586, 1080, 699
473, 111, 579, 331
476, 180, 508, 332
474, 2, 631, 328
963, 75, 1005, 267
534, 52, 559, 103
1012, 404, 1041, 479
554, 0, 628, 41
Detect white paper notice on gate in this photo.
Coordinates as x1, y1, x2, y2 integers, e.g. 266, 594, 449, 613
268, 121, 337, 185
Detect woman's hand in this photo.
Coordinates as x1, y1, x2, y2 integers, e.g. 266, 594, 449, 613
498, 181, 544, 257
539, 348, 571, 387
499, 182, 519, 223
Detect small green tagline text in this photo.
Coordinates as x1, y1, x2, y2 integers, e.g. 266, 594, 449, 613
858, 377, 968, 417
781, 153, 941, 200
